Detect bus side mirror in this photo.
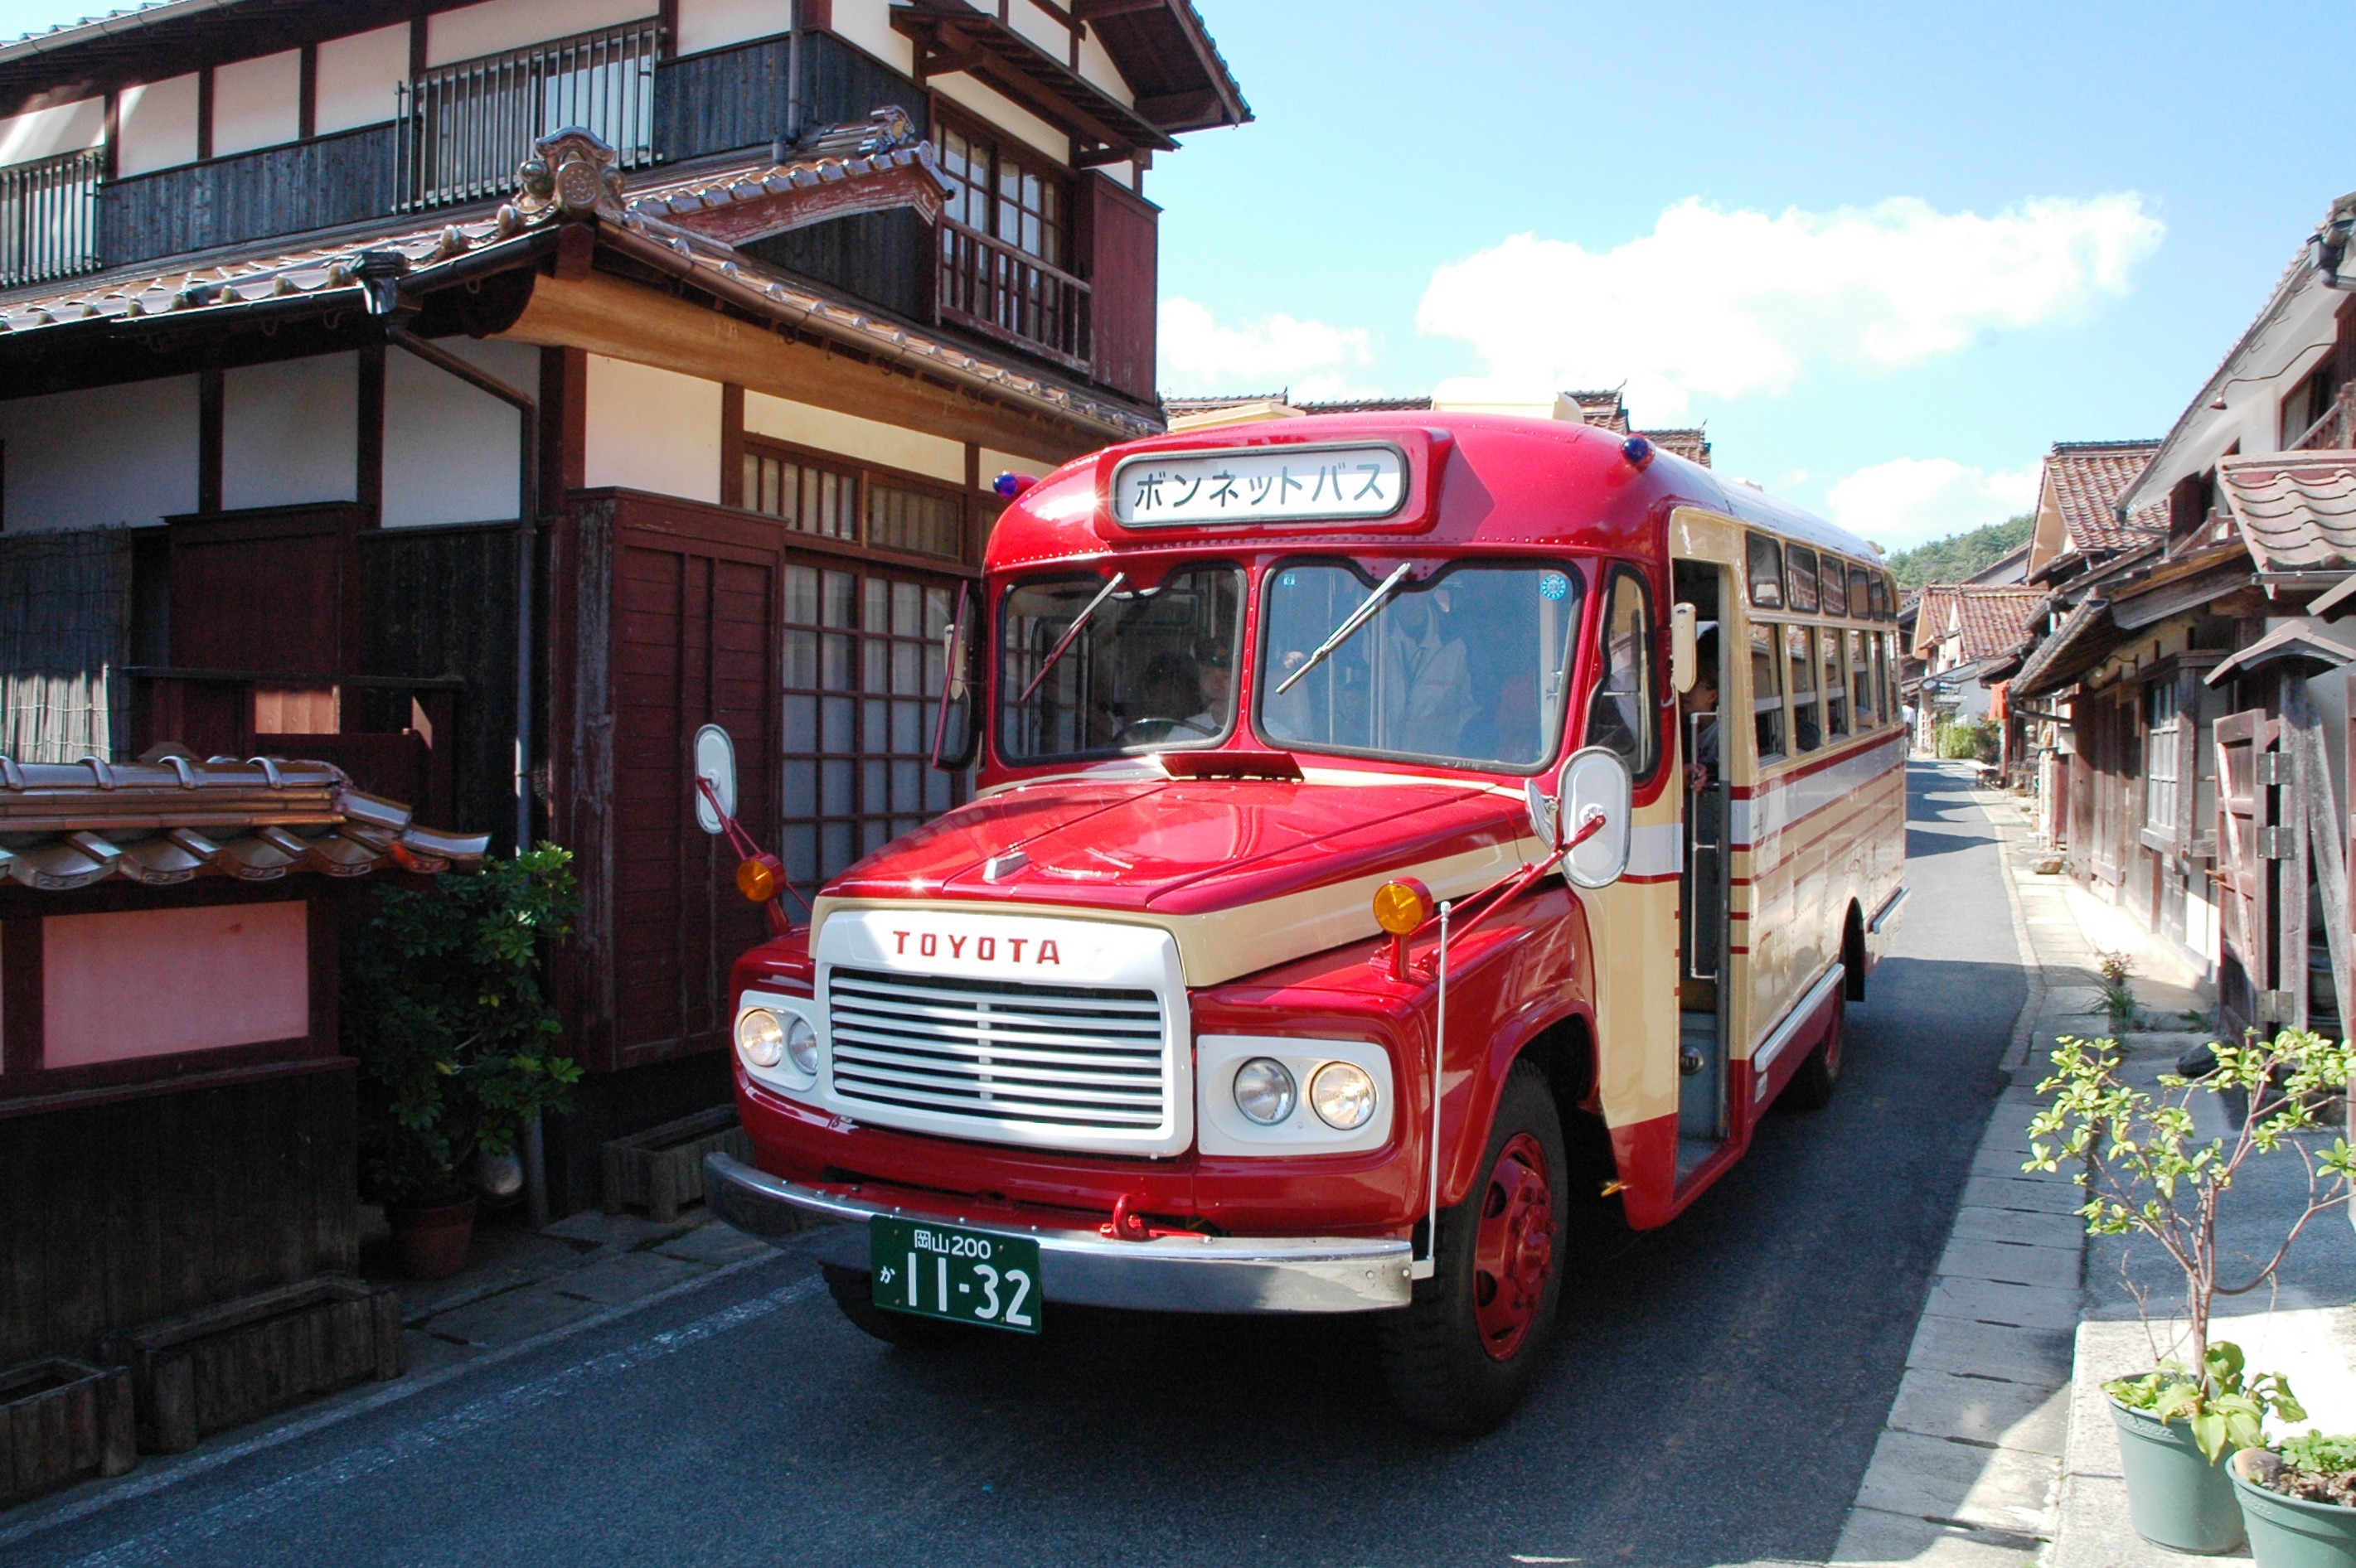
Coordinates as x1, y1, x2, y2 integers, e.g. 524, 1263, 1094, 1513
693, 724, 737, 835
930, 582, 981, 772
1559, 746, 1632, 889
1670, 602, 1698, 694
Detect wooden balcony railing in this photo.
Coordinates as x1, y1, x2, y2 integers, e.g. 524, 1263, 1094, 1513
2290, 381, 2356, 452
0, 147, 103, 287
396, 21, 659, 211
937, 219, 1091, 372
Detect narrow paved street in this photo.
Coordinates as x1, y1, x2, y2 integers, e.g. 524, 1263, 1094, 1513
7, 763, 2024, 1568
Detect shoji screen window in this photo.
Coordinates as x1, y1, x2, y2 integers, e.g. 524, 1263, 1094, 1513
780, 563, 962, 898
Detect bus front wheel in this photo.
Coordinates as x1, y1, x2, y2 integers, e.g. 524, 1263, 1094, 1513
1377, 1061, 1567, 1435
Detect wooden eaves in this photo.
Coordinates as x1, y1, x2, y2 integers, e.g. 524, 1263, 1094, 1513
893, 0, 1179, 166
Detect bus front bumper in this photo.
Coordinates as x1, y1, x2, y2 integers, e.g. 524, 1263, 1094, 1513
703, 1152, 1413, 1314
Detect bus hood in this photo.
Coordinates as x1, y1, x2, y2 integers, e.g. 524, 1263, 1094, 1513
814, 772, 1544, 985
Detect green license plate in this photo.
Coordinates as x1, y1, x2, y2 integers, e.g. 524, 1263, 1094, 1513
869, 1217, 1042, 1334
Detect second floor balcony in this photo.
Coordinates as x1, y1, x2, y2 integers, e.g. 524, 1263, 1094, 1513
0, 146, 102, 289
398, 21, 659, 211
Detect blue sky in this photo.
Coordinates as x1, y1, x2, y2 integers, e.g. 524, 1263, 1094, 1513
1, 2, 2346, 549
1155, 1, 2356, 548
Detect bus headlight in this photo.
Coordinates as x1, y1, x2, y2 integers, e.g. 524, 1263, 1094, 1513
1309, 1062, 1377, 1130
1233, 1057, 1297, 1125
784, 1014, 818, 1076
736, 1009, 785, 1068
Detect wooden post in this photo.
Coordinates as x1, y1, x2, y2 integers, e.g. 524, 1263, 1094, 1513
2288, 678, 2351, 1034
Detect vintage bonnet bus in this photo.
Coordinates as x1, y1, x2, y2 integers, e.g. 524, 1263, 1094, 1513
700, 411, 1908, 1432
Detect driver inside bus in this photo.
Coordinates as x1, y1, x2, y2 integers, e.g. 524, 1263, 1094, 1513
1386, 589, 1471, 755
1180, 641, 1232, 737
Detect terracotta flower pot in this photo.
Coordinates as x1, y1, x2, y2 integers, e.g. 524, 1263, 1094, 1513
387, 1194, 477, 1280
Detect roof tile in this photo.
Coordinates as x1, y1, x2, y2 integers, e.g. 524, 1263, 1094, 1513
2217, 452, 2356, 573
2044, 440, 2162, 555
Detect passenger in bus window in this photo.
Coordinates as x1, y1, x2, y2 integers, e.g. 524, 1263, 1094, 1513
1681, 627, 1720, 791
1751, 622, 1784, 761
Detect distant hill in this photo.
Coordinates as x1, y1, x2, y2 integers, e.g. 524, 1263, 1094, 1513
1888, 515, 2033, 589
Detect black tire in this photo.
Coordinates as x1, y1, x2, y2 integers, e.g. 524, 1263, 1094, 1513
822, 1263, 974, 1348
1377, 1061, 1568, 1435
1782, 990, 1845, 1111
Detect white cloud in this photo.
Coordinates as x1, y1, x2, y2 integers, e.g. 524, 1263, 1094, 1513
1824, 457, 2041, 552
1158, 297, 1379, 400
1419, 194, 2163, 418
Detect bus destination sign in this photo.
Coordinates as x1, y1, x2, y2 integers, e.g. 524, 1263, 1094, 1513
1111, 442, 1407, 527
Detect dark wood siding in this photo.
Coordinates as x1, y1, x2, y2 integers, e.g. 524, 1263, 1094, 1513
356, 523, 520, 846
658, 31, 927, 164
742, 209, 929, 322
1086, 172, 1159, 403
102, 126, 399, 269
553, 493, 776, 1074
0, 1063, 356, 1364
168, 506, 363, 675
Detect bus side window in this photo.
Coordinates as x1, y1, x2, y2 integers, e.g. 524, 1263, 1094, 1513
1786, 625, 1820, 752
1750, 622, 1784, 762
1877, 632, 1895, 723
1849, 630, 1877, 728
1585, 567, 1656, 777
1820, 626, 1849, 739
1745, 534, 1784, 609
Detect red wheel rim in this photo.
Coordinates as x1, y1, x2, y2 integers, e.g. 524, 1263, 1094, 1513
1471, 1131, 1556, 1361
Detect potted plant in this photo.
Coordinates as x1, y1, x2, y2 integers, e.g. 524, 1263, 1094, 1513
344, 844, 583, 1279
2028, 1028, 2356, 1554
2232, 1434, 2356, 1566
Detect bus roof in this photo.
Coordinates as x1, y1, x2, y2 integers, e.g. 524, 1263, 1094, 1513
987, 411, 1884, 571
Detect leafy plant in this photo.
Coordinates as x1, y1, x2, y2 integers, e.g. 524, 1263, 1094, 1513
2106, 1342, 2304, 1464
343, 844, 584, 1207
2280, 1431, 2356, 1475
2095, 951, 2139, 1031
1936, 716, 1999, 762
2027, 1029, 2356, 1454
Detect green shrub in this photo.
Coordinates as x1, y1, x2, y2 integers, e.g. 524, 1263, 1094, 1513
344, 844, 583, 1206
1936, 717, 1999, 762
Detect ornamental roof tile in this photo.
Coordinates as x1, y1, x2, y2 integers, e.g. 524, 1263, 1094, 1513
2216, 452, 2356, 573
0, 755, 487, 892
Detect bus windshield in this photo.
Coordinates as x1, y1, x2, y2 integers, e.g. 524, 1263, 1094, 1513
1258, 561, 1583, 771
998, 565, 1245, 762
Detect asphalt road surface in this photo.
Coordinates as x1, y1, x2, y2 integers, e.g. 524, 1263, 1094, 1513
9, 762, 2024, 1568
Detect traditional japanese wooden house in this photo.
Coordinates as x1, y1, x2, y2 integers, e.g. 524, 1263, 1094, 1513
0, 0, 1248, 1212
2010, 192, 2355, 1039
0, 757, 484, 1371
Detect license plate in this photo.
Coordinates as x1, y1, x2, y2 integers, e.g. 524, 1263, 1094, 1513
869, 1217, 1042, 1334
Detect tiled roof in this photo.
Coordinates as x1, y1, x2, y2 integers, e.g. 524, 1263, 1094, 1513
1641, 428, 1711, 467
2044, 440, 2161, 555
0, 120, 1156, 442
1951, 586, 2050, 661
1297, 395, 1433, 414
0, 756, 487, 891
2216, 452, 2356, 573
2011, 594, 2113, 699
1567, 390, 1630, 432
1910, 586, 1957, 656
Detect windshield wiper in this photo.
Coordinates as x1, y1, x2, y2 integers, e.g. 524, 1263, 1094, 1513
1018, 571, 1128, 704
1275, 561, 1415, 696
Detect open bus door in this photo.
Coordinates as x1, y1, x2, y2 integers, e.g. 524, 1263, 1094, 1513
1674, 561, 1733, 1173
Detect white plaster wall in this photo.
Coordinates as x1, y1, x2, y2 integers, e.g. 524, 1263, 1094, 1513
933, 72, 1067, 165
744, 391, 962, 484
678, 0, 789, 55
827, 0, 913, 74
429, 0, 656, 66
316, 24, 410, 133
384, 339, 541, 528
0, 97, 104, 167
224, 354, 359, 510
1006, 0, 1067, 60
211, 49, 302, 157
976, 445, 1058, 490
0, 376, 199, 531
116, 74, 200, 176
585, 356, 721, 502
1075, 26, 1132, 107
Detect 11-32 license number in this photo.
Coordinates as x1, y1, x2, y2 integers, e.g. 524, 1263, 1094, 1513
869, 1217, 1041, 1334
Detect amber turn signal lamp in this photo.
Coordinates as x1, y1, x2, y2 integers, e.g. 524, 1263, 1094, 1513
736, 854, 784, 904
1372, 878, 1433, 936
1372, 877, 1433, 981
